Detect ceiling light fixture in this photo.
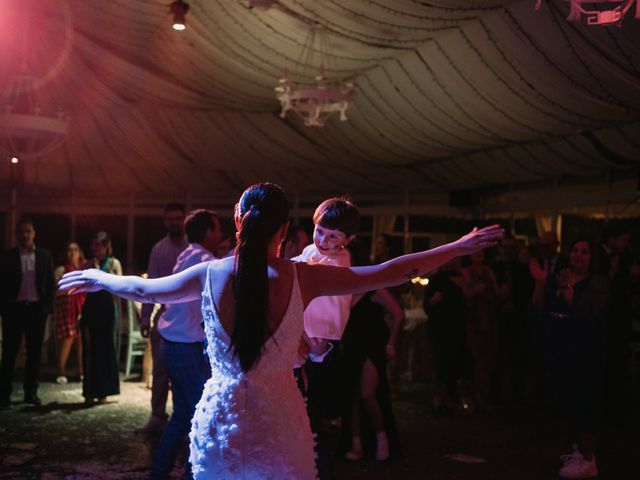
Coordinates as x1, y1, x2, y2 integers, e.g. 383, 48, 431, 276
275, 24, 356, 127
170, 0, 189, 31
535, 0, 640, 26
0, 74, 70, 160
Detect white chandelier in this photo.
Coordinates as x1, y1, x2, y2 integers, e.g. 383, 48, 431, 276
275, 24, 356, 128
0, 75, 69, 159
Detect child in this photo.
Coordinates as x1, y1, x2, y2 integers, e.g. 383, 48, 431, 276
294, 197, 359, 346
292, 197, 360, 479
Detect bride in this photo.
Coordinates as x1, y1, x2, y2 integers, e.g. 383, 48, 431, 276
59, 183, 502, 479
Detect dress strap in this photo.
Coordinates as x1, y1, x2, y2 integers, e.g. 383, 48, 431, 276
204, 261, 229, 340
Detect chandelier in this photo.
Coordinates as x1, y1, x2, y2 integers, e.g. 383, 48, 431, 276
0, 75, 69, 160
275, 24, 356, 127
0, 0, 72, 160
536, 0, 640, 26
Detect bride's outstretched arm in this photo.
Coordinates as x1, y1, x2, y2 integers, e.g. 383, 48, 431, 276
58, 261, 210, 304
298, 225, 504, 305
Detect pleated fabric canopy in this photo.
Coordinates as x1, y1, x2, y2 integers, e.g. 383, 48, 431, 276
1, 0, 639, 201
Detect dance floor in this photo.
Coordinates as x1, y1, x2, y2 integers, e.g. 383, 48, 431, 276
0, 375, 637, 479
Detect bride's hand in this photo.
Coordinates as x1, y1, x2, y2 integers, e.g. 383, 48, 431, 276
58, 268, 107, 294
455, 225, 504, 255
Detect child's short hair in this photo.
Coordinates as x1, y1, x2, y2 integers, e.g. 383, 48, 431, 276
313, 197, 360, 237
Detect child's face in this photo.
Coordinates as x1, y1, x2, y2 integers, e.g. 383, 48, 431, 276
313, 224, 350, 254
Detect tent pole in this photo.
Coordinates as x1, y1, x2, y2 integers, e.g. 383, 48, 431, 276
293, 192, 300, 225
126, 193, 135, 273
403, 188, 410, 254
9, 186, 18, 247
71, 189, 77, 243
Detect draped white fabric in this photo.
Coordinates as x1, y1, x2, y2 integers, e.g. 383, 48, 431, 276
1, 0, 639, 199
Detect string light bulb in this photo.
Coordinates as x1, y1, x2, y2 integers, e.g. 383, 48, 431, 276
170, 0, 189, 31
411, 276, 430, 286
10, 156, 19, 164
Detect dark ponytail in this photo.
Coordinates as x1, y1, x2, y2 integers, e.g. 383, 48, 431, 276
231, 183, 289, 372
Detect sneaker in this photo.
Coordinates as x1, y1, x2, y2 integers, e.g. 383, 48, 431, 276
560, 444, 578, 464
559, 451, 598, 479
344, 448, 363, 461
345, 436, 363, 461
56, 376, 68, 385
135, 415, 167, 434
375, 434, 390, 461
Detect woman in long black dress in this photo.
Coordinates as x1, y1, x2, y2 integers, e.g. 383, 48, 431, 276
341, 243, 404, 462
80, 231, 122, 404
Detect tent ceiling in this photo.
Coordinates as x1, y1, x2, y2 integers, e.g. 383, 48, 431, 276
1, 0, 639, 201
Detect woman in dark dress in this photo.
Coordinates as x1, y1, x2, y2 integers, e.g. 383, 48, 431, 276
462, 249, 499, 412
80, 231, 122, 404
423, 258, 471, 415
531, 238, 609, 479
341, 244, 404, 462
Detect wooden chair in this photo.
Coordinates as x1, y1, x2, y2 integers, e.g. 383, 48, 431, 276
123, 300, 147, 379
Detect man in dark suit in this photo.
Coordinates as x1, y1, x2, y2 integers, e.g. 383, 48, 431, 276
0, 218, 55, 407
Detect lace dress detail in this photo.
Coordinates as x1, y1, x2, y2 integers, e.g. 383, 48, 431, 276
190, 263, 316, 479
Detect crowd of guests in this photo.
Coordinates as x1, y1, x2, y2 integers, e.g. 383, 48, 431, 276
421, 224, 637, 478
0, 205, 636, 480
0, 223, 125, 407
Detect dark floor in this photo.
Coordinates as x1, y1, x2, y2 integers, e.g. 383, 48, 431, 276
0, 372, 637, 479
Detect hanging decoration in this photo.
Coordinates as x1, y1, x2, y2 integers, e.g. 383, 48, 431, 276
275, 24, 356, 127
0, 0, 72, 160
0, 75, 69, 160
535, 0, 640, 26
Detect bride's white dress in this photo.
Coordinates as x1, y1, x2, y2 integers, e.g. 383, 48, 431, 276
189, 263, 316, 479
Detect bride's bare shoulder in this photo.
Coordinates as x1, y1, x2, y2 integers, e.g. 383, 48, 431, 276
209, 256, 235, 272
214, 255, 234, 265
